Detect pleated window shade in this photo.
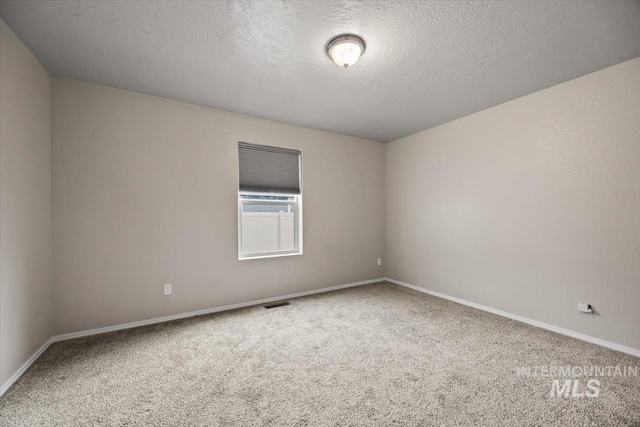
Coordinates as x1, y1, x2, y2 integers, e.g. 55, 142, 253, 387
238, 142, 301, 194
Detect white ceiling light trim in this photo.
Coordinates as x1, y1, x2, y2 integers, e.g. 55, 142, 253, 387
326, 34, 366, 69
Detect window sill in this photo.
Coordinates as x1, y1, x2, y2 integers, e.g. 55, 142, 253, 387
238, 252, 303, 261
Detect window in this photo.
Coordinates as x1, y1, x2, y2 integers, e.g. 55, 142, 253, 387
238, 142, 302, 259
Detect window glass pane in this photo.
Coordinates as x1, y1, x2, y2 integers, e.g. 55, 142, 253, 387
243, 203, 294, 213
241, 202, 296, 255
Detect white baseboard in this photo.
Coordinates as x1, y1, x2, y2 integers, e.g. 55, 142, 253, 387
6, 275, 632, 399
385, 277, 640, 358
0, 337, 53, 398
51, 277, 386, 342
0, 277, 384, 398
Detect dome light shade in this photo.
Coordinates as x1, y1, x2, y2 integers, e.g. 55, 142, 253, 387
326, 34, 366, 69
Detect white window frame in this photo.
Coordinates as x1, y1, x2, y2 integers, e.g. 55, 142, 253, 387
238, 192, 303, 260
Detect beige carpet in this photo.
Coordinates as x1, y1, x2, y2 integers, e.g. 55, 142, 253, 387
1, 282, 638, 426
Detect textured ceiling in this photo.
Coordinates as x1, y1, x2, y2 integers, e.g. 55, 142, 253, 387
1, 1, 639, 142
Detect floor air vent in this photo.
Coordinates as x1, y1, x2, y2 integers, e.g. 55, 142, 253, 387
263, 301, 291, 309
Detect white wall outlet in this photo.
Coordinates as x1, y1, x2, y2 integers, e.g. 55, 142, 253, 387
164, 284, 172, 296
577, 302, 592, 314
377, 258, 382, 266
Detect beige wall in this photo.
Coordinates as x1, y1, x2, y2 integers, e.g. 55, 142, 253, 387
52, 78, 385, 335
385, 57, 640, 350
0, 20, 52, 386
4, 17, 637, 366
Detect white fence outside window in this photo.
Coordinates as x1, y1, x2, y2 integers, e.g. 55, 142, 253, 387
241, 212, 295, 254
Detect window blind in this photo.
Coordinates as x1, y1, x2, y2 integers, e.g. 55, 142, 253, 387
238, 142, 301, 194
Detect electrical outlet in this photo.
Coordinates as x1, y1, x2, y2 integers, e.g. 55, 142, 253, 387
164, 284, 172, 296
577, 302, 592, 314
377, 258, 382, 266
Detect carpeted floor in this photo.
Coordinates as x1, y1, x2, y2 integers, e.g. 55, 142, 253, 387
1, 282, 639, 426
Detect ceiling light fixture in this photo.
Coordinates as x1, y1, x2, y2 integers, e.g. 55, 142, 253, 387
326, 34, 366, 69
